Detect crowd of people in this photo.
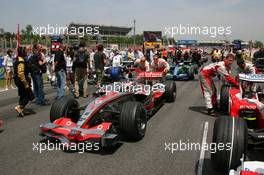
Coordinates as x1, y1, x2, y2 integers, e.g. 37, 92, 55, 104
0, 43, 264, 119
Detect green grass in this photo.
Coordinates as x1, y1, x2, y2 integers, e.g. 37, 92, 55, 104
0, 79, 16, 89
0, 74, 49, 89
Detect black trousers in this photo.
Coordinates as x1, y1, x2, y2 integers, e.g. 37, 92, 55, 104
14, 78, 34, 108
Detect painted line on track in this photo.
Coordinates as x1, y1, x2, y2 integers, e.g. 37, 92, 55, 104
197, 121, 209, 175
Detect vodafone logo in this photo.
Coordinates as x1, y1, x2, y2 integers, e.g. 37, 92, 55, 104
66, 121, 72, 126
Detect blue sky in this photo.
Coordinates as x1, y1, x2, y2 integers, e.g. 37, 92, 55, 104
1, 0, 263, 41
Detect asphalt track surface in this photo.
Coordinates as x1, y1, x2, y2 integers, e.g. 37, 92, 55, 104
0, 72, 263, 175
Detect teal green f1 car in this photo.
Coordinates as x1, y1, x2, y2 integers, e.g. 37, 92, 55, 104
166, 61, 198, 80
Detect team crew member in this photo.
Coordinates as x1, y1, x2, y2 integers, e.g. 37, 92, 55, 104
134, 57, 150, 72
237, 58, 257, 74
199, 54, 238, 116
151, 55, 170, 74
14, 47, 34, 117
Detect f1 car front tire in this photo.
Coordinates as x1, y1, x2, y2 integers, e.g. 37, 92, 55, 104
50, 96, 80, 123
119, 101, 147, 140
211, 116, 248, 172
164, 81, 177, 102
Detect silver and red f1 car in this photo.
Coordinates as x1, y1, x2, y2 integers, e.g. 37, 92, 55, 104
40, 71, 176, 150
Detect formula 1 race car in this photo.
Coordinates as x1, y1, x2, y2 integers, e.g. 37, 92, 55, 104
103, 66, 126, 82
211, 74, 264, 172
166, 60, 197, 80
103, 61, 134, 83
40, 71, 176, 150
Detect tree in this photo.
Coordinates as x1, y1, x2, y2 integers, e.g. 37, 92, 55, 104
253, 41, 264, 48
25, 24, 33, 43
0, 28, 4, 35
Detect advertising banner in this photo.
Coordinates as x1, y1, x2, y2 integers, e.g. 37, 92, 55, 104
0, 57, 5, 79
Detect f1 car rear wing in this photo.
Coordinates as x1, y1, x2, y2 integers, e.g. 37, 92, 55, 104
239, 74, 264, 83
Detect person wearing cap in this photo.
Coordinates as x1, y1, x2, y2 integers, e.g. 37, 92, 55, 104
3, 48, 14, 90
237, 58, 257, 74
134, 56, 150, 72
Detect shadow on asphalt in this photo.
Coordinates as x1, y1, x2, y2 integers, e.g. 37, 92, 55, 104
189, 106, 208, 115
189, 106, 221, 118
23, 108, 36, 115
